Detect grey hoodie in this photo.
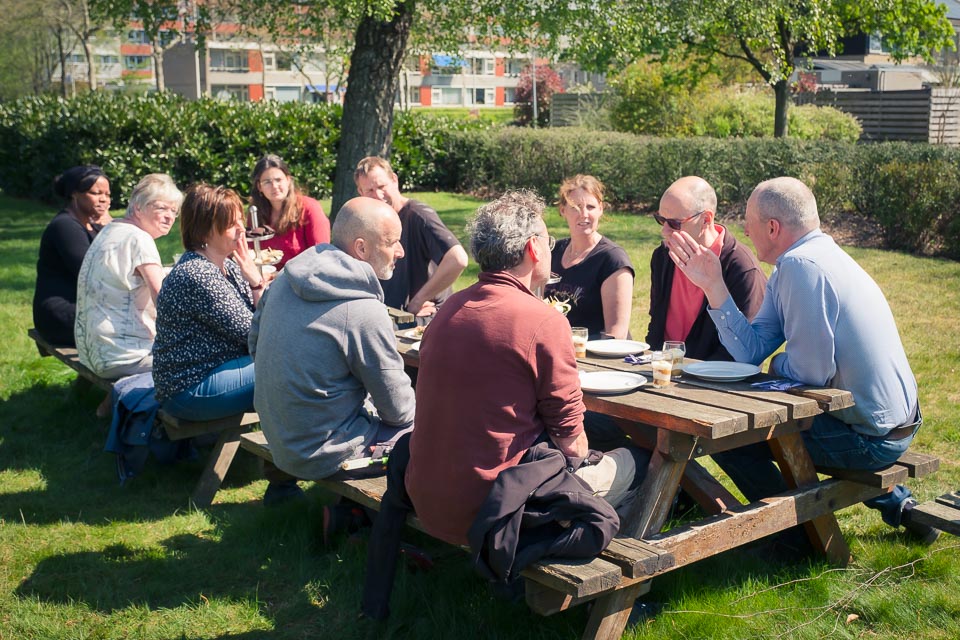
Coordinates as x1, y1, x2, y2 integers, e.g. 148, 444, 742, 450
249, 244, 415, 480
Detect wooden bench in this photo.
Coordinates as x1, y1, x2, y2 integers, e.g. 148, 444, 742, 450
910, 491, 960, 536
238, 431, 676, 620
28, 328, 257, 507
816, 451, 940, 488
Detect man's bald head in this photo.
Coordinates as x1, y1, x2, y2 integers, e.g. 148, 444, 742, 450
659, 176, 717, 218
332, 196, 404, 279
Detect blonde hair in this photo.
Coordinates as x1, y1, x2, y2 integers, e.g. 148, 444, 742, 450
559, 174, 605, 209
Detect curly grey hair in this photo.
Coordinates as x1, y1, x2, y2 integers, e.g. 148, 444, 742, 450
467, 189, 545, 272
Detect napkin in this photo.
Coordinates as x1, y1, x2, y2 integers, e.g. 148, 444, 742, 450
623, 354, 652, 365
750, 378, 804, 391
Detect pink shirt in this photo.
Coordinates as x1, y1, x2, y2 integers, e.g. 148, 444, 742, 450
260, 196, 330, 268
664, 225, 725, 343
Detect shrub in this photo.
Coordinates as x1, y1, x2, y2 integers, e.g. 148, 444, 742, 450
440, 127, 960, 258
0, 92, 491, 207
514, 65, 564, 127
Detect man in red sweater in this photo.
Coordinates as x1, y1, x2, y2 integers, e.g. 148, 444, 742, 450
405, 190, 642, 546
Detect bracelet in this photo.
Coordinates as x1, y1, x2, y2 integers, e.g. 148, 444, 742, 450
250, 279, 265, 291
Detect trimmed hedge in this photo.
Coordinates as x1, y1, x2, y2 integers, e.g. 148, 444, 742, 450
2, 94, 959, 258
0, 92, 488, 207
437, 128, 960, 258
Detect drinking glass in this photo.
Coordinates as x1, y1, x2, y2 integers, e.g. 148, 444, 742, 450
663, 341, 685, 378
572, 327, 589, 359
650, 350, 674, 388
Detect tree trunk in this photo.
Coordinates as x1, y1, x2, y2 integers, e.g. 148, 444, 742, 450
55, 28, 68, 98
773, 79, 790, 138
330, 1, 415, 218
83, 38, 96, 90
153, 48, 165, 92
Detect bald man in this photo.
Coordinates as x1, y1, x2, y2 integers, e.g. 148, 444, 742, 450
250, 197, 415, 493
646, 176, 766, 359
669, 177, 936, 543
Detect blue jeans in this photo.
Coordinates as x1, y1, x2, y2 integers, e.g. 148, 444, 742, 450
712, 411, 916, 528
161, 356, 256, 421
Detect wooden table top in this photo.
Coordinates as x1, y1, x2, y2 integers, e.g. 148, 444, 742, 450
396, 332, 854, 444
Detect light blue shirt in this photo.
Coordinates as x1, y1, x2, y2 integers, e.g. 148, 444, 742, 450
707, 229, 917, 436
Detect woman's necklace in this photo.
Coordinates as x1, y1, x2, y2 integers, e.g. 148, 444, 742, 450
565, 235, 600, 265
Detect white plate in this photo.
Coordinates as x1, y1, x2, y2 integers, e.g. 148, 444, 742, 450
682, 361, 761, 382
585, 340, 650, 358
402, 328, 426, 339
579, 371, 647, 395
407, 341, 422, 352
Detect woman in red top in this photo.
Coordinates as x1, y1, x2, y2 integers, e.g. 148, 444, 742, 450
249, 154, 330, 268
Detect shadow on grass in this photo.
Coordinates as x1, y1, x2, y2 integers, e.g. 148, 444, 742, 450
14, 498, 582, 640
0, 382, 264, 526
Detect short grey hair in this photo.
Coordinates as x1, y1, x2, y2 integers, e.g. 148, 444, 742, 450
467, 189, 545, 272
751, 177, 820, 232
126, 173, 183, 218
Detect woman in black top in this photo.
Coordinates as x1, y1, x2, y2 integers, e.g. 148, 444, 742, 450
545, 175, 634, 339
33, 165, 113, 346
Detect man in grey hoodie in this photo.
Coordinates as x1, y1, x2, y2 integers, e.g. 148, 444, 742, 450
249, 196, 415, 485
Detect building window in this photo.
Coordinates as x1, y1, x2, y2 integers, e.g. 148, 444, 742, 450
431, 87, 462, 105
505, 58, 525, 76
262, 53, 275, 70
127, 29, 148, 44
123, 55, 151, 70
98, 54, 120, 66
409, 86, 421, 104
212, 84, 250, 101
210, 49, 249, 72
504, 87, 516, 104
469, 88, 495, 105
469, 57, 495, 75
431, 54, 466, 75
276, 52, 294, 71
868, 34, 893, 54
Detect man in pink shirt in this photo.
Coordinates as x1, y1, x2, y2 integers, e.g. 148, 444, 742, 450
646, 176, 767, 360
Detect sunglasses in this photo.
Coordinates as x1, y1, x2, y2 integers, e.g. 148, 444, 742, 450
653, 210, 704, 230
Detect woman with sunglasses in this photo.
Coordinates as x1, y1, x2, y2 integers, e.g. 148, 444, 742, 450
646, 176, 766, 360
249, 154, 329, 269
545, 175, 634, 339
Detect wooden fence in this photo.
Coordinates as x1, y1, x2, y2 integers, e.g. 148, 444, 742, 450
795, 88, 960, 145
550, 93, 607, 127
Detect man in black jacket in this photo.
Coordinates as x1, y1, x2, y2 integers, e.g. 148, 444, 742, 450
646, 176, 767, 360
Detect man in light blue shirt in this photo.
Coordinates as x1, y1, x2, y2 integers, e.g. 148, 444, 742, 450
666, 176, 936, 543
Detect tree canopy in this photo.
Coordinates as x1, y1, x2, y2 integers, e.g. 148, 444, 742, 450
601, 0, 957, 137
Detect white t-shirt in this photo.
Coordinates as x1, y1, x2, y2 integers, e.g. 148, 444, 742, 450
75, 221, 162, 376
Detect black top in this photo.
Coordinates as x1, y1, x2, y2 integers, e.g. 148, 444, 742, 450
646, 227, 767, 360
32, 210, 103, 346
379, 199, 461, 310
152, 252, 255, 401
546, 236, 634, 337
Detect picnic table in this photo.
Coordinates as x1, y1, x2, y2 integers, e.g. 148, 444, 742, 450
393, 331, 941, 639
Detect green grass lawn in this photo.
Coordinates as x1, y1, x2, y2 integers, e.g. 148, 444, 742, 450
2, 192, 959, 639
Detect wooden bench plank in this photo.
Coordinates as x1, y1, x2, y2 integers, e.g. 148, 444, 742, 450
909, 499, 960, 537
815, 463, 909, 488
28, 328, 113, 392
160, 410, 260, 440
936, 491, 960, 509
601, 537, 675, 578
895, 451, 940, 478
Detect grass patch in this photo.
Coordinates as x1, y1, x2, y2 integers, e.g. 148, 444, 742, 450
1, 192, 959, 639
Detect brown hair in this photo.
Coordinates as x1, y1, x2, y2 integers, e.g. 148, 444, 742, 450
250, 154, 303, 235
558, 174, 605, 209
353, 156, 394, 185
180, 183, 244, 251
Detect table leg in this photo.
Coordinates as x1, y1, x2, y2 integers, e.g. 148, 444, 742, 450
769, 427, 851, 566
619, 432, 698, 539
581, 581, 650, 640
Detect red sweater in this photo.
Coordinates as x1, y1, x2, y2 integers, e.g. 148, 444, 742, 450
406, 271, 585, 546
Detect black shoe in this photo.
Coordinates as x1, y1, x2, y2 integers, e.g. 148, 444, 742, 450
900, 499, 941, 545
322, 503, 371, 545
262, 480, 306, 508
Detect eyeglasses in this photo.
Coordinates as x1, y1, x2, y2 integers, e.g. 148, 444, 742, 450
148, 202, 179, 218
653, 210, 704, 230
533, 233, 556, 251
259, 177, 286, 187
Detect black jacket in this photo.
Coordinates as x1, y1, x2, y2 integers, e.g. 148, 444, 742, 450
646, 228, 767, 360
467, 442, 620, 584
